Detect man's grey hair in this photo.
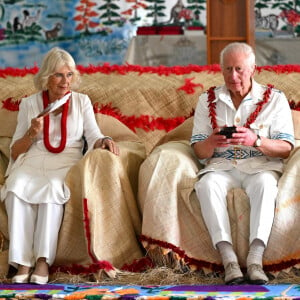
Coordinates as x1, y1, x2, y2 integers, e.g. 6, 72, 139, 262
220, 42, 256, 68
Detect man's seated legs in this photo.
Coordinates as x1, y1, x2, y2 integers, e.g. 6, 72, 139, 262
243, 170, 279, 284
195, 169, 243, 284
195, 169, 278, 284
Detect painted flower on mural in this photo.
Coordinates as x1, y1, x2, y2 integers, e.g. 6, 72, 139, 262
74, 0, 99, 33
280, 9, 300, 26
178, 9, 193, 22
270, 0, 300, 36
279, 9, 300, 36
0, 27, 4, 40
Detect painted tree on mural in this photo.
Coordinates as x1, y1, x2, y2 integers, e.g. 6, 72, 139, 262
185, 0, 205, 26
144, 0, 166, 25
255, 0, 271, 11
98, 0, 122, 26
74, 0, 99, 33
271, 0, 300, 11
122, 0, 147, 24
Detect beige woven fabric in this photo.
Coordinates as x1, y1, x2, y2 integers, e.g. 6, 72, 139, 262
0, 70, 299, 151
78, 71, 203, 154
0, 250, 8, 278
0, 74, 37, 138
138, 140, 300, 272
56, 141, 145, 269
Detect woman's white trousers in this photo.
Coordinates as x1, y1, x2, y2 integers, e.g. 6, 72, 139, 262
5, 192, 63, 268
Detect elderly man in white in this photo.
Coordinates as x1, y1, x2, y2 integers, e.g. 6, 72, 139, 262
191, 42, 294, 285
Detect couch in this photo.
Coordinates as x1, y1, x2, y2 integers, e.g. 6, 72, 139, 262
0, 64, 299, 280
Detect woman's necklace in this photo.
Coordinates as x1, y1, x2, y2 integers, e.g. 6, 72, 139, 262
207, 84, 273, 129
42, 90, 70, 153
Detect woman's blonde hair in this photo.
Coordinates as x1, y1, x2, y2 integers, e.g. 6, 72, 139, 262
34, 47, 81, 90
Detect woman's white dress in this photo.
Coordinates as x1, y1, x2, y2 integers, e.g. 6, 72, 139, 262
1, 91, 104, 204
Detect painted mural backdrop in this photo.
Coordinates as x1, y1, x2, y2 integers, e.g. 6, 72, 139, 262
0, 0, 139, 67
0, 0, 206, 68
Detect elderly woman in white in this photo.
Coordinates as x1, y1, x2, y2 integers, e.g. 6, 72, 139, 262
1, 47, 119, 284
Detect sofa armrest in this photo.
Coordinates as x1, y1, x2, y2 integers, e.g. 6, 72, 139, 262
138, 141, 223, 270
138, 140, 201, 214
263, 147, 300, 268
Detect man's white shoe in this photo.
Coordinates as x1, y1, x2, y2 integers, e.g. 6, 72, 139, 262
224, 262, 244, 285
247, 264, 269, 284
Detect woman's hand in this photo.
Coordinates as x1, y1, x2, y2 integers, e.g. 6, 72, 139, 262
94, 137, 120, 155
28, 117, 44, 140
11, 117, 43, 160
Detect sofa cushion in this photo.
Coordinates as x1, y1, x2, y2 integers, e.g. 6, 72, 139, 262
95, 113, 140, 143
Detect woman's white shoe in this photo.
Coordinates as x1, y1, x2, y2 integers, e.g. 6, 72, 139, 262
12, 273, 30, 284
30, 274, 49, 285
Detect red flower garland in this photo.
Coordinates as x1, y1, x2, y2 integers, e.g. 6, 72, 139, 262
1, 64, 300, 78
42, 91, 70, 153
207, 84, 274, 129
177, 77, 204, 94
207, 86, 217, 129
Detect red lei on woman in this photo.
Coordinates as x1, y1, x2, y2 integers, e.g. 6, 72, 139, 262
207, 84, 274, 129
42, 90, 70, 153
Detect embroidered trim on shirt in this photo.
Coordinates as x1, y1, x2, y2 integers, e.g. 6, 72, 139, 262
213, 148, 264, 160
191, 134, 208, 144
272, 132, 294, 144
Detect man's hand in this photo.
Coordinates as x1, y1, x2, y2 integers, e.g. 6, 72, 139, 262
228, 126, 257, 146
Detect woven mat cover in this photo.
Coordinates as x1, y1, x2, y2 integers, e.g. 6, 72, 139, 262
0, 69, 299, 152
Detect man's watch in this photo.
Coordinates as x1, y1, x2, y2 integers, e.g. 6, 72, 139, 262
254, 134, 262, 147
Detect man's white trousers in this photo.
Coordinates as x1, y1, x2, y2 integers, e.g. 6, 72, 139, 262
195, 168, 279, 248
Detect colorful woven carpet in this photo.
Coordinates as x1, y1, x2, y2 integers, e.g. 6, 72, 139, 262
0, 283, 300, 299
